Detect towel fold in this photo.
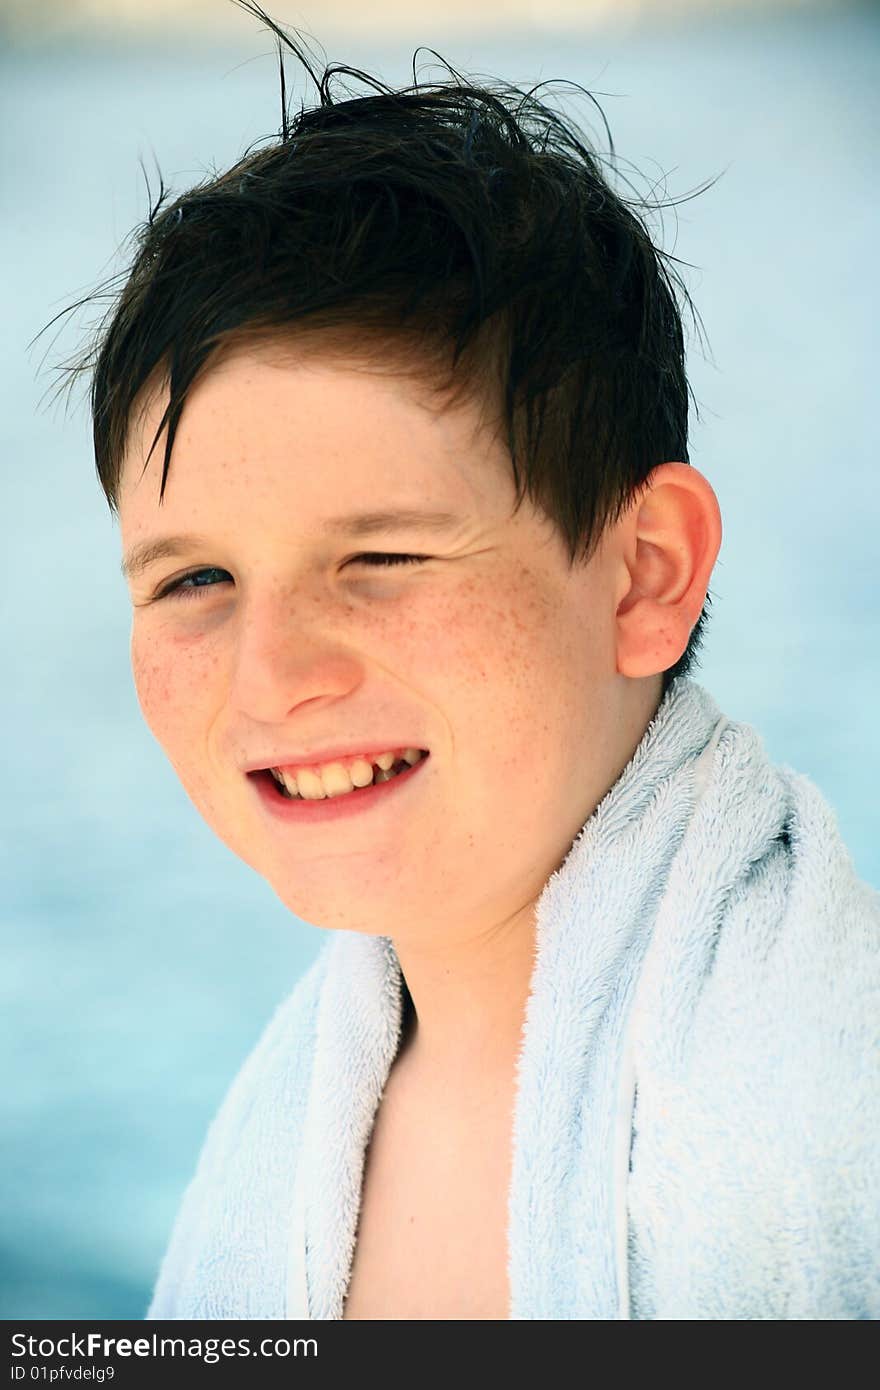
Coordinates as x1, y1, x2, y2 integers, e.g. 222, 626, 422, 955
146, 676, 880, 1320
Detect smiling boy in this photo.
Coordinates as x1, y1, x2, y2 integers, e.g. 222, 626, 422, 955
121, 343, 717, 1318
71, 12, 879, 1320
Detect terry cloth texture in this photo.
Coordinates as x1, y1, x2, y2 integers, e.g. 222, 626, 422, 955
146, 676, 880, 1320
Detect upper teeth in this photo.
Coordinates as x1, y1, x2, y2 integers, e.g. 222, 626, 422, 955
269, 748, 425, 799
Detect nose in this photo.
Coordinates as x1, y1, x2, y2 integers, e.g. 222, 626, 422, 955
226, 588, 365, 723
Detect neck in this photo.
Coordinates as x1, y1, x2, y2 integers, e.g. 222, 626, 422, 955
391, 898, 539, 1088
390, 677, 665, 1086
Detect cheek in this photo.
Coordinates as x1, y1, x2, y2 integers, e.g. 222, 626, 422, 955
130, 627, 235, 838
419, 567, 574, 750
130, 626, 211, 747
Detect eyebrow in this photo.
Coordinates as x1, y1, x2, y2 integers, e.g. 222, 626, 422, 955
120, 508, 465, 581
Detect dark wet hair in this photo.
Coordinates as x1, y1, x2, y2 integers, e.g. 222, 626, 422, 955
58, 0, 716, 695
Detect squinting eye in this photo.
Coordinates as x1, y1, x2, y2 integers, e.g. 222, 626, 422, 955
351, 553, 428, 568
152, 553, 428, 602
154, 567, 232, 601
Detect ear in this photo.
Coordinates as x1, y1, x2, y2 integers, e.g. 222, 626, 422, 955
614, 462, 722, 679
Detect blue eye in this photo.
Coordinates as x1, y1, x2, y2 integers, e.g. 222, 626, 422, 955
155, 567, 231, 601
153, 554, 426, 602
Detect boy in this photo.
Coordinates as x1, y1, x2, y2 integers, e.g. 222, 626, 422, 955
68, 10, 879, 1319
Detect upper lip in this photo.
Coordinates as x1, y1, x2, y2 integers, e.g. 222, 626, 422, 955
242, 744, 429, 773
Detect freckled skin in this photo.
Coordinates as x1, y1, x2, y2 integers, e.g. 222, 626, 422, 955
119, 339, 721, 975
118, 337, 724, 1320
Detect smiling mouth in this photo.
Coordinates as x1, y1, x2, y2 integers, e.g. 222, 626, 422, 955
260, 749, 429, 800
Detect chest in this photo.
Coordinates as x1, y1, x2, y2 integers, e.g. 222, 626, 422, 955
341, 1066, 515, 1320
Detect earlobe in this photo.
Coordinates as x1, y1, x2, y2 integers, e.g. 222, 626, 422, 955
614, 462, 722, 679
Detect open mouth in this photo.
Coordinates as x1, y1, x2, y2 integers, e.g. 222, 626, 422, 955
253, 749, 429, 801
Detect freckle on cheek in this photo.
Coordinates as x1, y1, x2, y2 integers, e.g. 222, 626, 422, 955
137, 664, 169, 709
131, 640, 172, 709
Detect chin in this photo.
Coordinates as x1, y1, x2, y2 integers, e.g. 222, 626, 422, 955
268, 888, 371, 934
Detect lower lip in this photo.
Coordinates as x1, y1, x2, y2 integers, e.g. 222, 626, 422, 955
247, 755, 430, 823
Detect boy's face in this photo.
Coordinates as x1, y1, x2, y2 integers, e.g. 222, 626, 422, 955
119, 340, 651, 947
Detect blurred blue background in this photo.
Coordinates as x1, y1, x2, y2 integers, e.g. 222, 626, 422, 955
2, 0, 877, 1319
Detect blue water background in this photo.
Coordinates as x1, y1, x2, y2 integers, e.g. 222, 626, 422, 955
1, 3, 878, 1318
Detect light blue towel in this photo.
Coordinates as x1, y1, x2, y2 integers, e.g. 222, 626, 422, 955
146, 676, 880, 1320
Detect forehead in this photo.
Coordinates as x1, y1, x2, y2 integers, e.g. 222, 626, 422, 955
119, 339, 514, 526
